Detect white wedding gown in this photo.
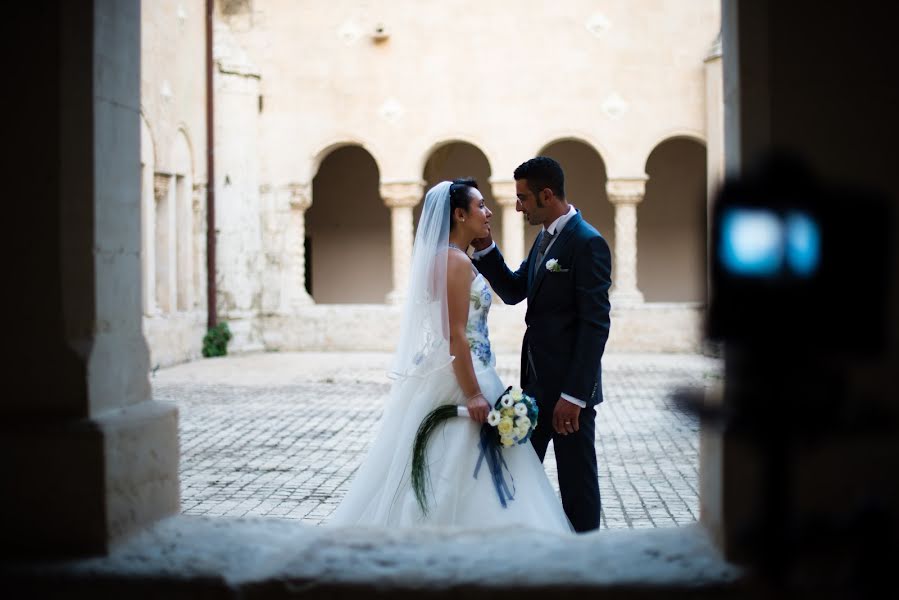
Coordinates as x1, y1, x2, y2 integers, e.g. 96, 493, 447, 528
329, 273, 573, 533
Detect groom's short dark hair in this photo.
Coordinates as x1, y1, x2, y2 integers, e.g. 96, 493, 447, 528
514, 156, 565, 200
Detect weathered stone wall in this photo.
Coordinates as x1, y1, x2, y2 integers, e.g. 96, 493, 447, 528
141, 0, 208, 366
142, 0, 721, 362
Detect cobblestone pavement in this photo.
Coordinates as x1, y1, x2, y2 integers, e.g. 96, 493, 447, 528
153, 352, 722, 529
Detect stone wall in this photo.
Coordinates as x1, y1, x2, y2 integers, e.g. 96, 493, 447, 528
141, 0, 208, 367
141, 0, 721, 362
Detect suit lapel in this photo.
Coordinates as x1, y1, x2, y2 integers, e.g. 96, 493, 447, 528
527, 231, 545, 288
528, 211, 582, 302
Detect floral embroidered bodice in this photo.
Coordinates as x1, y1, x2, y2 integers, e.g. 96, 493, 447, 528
466, 273, 495, 368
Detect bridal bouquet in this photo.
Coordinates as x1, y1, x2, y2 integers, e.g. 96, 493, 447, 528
411, 386, 538, 514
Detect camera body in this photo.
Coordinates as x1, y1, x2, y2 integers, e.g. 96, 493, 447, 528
708, 153, 891, 356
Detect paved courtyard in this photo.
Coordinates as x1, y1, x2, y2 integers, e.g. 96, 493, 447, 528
153, 351, 722, 529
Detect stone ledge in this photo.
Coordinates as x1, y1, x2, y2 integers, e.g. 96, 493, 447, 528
259, 302, 705, 355
2, 517, 749, 598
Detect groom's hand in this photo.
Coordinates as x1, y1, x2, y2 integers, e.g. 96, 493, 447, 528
553, 398, 580, 435
470, 227, 493, 252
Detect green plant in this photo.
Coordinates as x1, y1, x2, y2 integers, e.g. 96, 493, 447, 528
202, 322, 232, 358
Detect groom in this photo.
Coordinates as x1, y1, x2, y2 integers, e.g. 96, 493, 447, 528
471, 156, 612, 532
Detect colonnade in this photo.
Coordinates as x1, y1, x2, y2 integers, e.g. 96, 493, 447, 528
282, 174, 651, 307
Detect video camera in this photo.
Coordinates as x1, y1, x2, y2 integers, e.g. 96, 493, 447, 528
708, 152, 892, 356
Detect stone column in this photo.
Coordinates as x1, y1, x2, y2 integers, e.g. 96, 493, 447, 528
381, 180, 425, 304
4, 0, 179, 556
192, 182, 207, 312
607, 177, 647, 306
281, 183, 314, 311
492, 179, 525, 266
153, 172, 176, 313
213, 22, 264, 351
704, 34, 724, 306
141, 169, 158, 316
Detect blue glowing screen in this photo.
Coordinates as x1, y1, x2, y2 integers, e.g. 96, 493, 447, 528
719, 208, 821, 278
785, 212, 821, 277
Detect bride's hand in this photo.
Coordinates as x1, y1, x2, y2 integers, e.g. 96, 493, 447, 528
466, 393, 490, 423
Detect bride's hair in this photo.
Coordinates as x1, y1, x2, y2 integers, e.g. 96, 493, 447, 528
448, 177, 479, 230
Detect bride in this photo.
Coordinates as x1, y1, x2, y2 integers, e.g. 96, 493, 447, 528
328, 179, 572, 532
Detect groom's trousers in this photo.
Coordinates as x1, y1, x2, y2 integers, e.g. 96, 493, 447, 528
526, 377, 601, 533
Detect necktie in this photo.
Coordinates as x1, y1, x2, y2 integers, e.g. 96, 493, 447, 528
535, 230, 555, 267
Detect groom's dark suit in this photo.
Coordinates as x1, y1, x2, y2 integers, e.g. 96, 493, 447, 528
474, 210, 612, 532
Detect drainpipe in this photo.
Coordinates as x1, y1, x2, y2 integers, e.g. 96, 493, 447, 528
205, 0, 217, 329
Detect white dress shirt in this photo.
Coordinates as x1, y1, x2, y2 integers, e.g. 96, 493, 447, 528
473, 205, 586, 409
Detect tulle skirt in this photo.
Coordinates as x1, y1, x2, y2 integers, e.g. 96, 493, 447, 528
327, 360, 573, 533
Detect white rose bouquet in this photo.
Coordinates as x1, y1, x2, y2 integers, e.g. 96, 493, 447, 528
487, 386, 539, 448
411, 386, 539, 514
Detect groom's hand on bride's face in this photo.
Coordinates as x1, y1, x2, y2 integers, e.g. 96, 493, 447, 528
470, 227, 493, 252
553, 399, 580, 435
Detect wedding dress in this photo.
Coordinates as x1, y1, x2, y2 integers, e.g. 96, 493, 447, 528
328, 181, 572, 533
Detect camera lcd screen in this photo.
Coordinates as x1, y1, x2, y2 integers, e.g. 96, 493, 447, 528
719, 208, 821, 279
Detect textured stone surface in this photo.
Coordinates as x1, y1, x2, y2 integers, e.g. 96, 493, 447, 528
152, 351, 721, 528
260, 302, 706, 354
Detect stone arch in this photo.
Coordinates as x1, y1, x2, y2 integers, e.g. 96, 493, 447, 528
171, 126, 195, 177
417, 140, 497, 247
535, 138, 613, 255
417, 135, 498, 180
311, 138, 383, 183
307, 144, 389, 303
641, 129, 706, 165
639, 136, 708, 303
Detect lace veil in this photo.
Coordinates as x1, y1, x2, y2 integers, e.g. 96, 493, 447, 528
328, 181, 457, 525
389, 180, 453, 380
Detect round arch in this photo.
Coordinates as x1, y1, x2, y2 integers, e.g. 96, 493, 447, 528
534, 132, 611, 171
638, 136, 708, 303
640, 128, 706, 166
417, 140, 497, 248
310, 138, 384, 183
534, 139, 614, 255
307, 144, 389, 304
417, 135, 498, 180
167, 128, 196, 312
171, 126, 194, 177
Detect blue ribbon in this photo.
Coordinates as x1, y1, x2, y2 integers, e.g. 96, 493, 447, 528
472, 424, 517, 507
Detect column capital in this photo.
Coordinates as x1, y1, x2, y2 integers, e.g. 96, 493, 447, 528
153, 173, 171, 202
287, 182, 312, 211
606, 177, 648, 205
490, 179, 518, 206
381, 180, 425, 208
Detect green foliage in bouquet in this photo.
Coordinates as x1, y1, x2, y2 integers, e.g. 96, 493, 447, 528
202, 322, 232, 358
411, 404, 460, 515
411, 386, 537, 515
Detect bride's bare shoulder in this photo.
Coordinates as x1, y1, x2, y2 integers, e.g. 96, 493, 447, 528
446, 249, 475, 284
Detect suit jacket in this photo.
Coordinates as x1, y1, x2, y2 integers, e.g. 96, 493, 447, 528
474, 210, 612, 407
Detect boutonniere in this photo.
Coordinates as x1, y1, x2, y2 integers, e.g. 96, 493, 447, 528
545, 259, 568, 273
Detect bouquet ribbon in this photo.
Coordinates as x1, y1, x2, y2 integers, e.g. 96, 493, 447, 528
472, 422, 517, 507
412, 398, 528, 515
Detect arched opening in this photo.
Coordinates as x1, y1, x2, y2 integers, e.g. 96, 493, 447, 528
536, 140, 612, 255
418, 141, 497, 247
171, 130, 194, 312
639, 137, 707, 303
140, 115, 156, 316
307, 145, 389, 303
